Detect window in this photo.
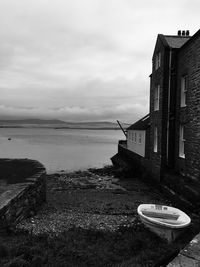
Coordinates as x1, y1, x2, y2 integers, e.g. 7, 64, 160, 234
155, 52, 161, 70
139, 133, 142, 144
132, 132, 134, 142
128, 132, 132, 142
181, 75, 187, 107
128, 132, 131, 141
134, 132, 137, 143
154, 126, 158, 152
154, 85, 160, 111
179, 125, 185, 158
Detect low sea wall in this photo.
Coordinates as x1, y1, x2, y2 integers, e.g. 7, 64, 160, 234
0, 158, 46, 232
112, 144, 152, 179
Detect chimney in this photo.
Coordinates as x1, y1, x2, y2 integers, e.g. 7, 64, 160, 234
182, 30, 186, 36
178, 30, 181, 36
186, 30, 190, 36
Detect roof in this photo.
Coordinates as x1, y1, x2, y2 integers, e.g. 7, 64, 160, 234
127, 114, 150, 131
179, 29, 200, 50
164, 35, 190, 48
159, 35, 190, 49
152, 34, 191, 59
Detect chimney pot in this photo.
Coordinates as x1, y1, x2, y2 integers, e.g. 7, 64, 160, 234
186, 30, 190, 36
178, 30, 181, 36
182, 30, 186, 36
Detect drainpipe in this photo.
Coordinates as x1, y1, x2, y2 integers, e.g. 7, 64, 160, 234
166, 48, 172, 164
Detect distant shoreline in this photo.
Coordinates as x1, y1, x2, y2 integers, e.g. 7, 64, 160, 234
0, 126, 121, 130
0, 119, 130, 130
54, 127, 120, 130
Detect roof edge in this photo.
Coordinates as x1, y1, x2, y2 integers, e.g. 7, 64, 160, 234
158, 34, 170, 48
152, 34, 169, 59
127, 114, 150, 131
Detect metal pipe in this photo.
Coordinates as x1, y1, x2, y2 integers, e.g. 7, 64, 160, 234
166, 49, 172, 163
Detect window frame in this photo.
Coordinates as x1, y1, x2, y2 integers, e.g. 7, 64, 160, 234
134, 132, 137, 143
155, 52, 161, 70
154, 84, 160, 111
179, 125, 185, 158
181, 75, 187, 107
138, 133, 142, 145
153, 126, 158, 153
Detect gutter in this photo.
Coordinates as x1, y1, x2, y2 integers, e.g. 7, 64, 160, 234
166, 48, 172, 163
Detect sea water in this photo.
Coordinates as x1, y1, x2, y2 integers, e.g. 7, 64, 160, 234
0, 128, 124, 173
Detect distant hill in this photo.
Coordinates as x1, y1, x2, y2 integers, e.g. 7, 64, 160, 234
0, 119, 66, 124
63, 121, 119, 128
0, 119, 130, 130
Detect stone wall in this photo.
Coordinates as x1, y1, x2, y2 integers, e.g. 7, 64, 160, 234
149, 36, 174, 181
117, 145, 152, 180
176, 33, 200, 181
0, 159, 46, 231
149, 37, 165, 181
115, 144, 200, 209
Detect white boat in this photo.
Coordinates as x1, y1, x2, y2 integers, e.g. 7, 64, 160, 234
137, 204, 191, 242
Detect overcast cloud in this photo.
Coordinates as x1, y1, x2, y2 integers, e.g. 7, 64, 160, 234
0, 0, 199, 122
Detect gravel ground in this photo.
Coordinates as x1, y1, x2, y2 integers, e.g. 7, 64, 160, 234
17, 166, 171, 236
2, 166, 200, 267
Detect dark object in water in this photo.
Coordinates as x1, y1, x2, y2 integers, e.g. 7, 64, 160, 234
8, 138, 11, 141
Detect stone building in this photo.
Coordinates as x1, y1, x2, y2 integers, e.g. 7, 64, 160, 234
113, 29, 200, 207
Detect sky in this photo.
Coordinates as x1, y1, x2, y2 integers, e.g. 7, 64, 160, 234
0, 0, 199, 123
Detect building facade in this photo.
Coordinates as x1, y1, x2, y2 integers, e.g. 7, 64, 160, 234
113, 29, 200, 207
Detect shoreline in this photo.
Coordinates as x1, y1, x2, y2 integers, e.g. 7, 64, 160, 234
0, 126, 121, 130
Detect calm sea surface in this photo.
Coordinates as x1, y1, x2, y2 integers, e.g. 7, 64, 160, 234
0, 128, 124, 173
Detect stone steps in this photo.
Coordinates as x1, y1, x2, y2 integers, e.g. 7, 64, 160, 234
161, 185, 195, 211
162, 172, 200, 209
182, 184, 200, 204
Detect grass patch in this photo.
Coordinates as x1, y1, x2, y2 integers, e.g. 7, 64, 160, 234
0, 221, 179, 267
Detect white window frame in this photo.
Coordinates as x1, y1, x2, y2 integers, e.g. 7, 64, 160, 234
179, 125, 185, 158
155, 52, 161, 70
154, 85, 160, 111
139, 133, 142, 144
128, 132, 131, 142
181, 75, 187, 107
154, 126, 158, 152
134, 132, 137, 143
